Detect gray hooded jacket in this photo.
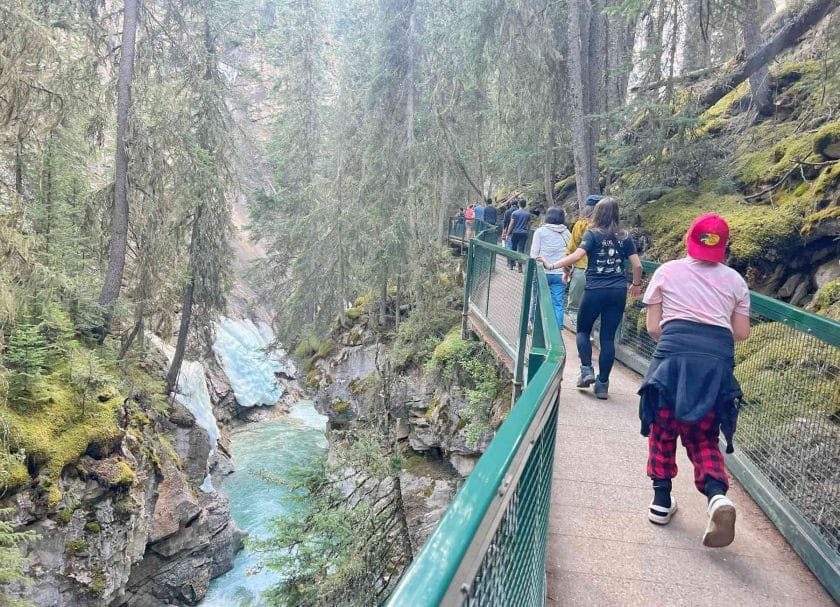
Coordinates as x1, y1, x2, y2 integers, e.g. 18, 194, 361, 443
530, 224, 572, 275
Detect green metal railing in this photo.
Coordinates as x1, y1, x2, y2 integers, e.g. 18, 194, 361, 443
387, 238, 565, 606
582, 259, 840, 602
400, 221, 839, 604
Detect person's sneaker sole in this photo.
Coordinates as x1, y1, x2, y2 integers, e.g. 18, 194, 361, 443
648, 497, 678, 525
703, 497, 736, 547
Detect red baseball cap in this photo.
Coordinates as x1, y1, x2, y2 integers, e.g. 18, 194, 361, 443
686, 213, 729, 263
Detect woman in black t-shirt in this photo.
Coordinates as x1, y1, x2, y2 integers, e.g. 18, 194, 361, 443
536, 197, 642, 399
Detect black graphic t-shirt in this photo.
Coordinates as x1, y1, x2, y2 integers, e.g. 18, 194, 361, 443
580, 229, 637, 289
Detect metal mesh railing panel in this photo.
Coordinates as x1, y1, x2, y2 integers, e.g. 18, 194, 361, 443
733, 316, 840, 553
462, 399, 558, 606
468, 243, 526, 358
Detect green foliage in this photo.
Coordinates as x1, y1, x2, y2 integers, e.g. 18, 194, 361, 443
84, 522, 101, 535
0, 509, 38, 606
64, 539, 89, 556
809, 280, 840, 321
428, 331, 501, 447
4, 324, 51, 406
255, 435, 408, 606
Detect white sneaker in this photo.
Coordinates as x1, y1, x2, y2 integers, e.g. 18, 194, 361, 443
648, 497, 678, 525
703, 495, 736, 547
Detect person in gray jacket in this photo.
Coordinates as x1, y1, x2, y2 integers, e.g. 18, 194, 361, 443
529, 206, 572, 328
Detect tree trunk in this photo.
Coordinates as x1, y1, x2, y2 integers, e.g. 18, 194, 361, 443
681, 0, 711, 73
740, 0, 772, 115
379, 271, 388, 329
567, 0, 601, 209
543, 127, 555, 206
698, 0, 838, 110
15, 132, 24, 195
98, 0, 140, 328
166, 205, 202, 394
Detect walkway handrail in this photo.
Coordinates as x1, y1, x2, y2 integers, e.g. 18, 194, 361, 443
387, 238, 565, 606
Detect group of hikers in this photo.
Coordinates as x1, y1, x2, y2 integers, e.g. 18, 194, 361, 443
459, 193, 751, 548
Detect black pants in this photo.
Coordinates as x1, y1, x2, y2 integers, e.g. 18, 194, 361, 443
576, 287, 626, 382
510, 232, 528, 268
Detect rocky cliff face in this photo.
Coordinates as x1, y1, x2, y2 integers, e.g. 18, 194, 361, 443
0, 338, 272, 607
306, 312, 510, 549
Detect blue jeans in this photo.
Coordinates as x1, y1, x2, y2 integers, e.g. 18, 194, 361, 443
531, 273, 566, 329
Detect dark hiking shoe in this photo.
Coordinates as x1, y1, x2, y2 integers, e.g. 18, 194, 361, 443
703, 495, 736, 547
594, 377, 609, 399
576, 366, 596, 388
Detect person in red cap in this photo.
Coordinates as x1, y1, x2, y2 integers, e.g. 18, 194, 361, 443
638, 213, 751, 547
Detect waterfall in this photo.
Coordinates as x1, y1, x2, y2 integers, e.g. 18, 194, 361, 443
212, 316, 295, 408
146, 333, 220, 493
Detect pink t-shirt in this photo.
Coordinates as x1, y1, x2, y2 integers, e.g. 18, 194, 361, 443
643, 257, 750, 331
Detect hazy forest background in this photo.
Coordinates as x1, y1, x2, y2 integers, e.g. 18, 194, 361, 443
1, 0, 839, 603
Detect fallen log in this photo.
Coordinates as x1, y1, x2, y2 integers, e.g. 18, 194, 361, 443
697, 0, 839, 111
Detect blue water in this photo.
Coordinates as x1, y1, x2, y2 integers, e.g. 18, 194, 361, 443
201, 401, 327, 606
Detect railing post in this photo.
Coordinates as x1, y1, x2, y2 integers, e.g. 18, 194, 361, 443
462, 241, 475, 339
513, 257, 534, 401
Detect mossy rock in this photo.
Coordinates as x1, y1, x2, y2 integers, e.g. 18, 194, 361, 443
814, 162, 840, 195
83, 458, 136, 491
735, 321, 839, 430
89, 572, 108, 597
333, 401, 351, 414
638, 183, 800, 264
65, 539, 90, 556
84, 521, 102, 534
424, 398, 440, 421
293, 335, 321, 360
554, 175, 576, 194
773, 60, 822, 85
55, 507, 75, 525
802, 205, 840, 237
0, 458, 30, 495
344, 307, 362, 321
114, 497, 137, 518
314, 339, 334, 361
346, 326, 364, 346
813, 122, 840, 160
46, 482, 62, 509
305, 368, 322, 389
1, 371, 123, 481
809, 279, 840, 321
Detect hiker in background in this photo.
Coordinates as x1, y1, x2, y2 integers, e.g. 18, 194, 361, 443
483, 197, 497, 236
474, 199, 485, 225
507, 199, 531, 272
530, 206, 571, 328
566, 194, 602, 319
639, 213, 749, 548
465, 203, 475, 240
536, 197, 642, 399
455, 207, 465, 238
